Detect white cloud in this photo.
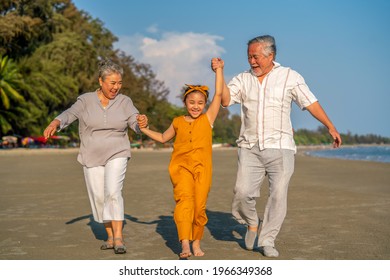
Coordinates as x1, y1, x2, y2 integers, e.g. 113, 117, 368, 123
115, 31, 225, 105
146, 24, 159, 34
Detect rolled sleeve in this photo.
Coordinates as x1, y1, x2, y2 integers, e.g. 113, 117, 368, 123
292, 74, 318, 110
55, 97, 84, 131
125, 99, 140, 134
228, 75, 244, 105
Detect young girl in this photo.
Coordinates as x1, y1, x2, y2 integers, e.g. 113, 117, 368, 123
137, 58, 224, 258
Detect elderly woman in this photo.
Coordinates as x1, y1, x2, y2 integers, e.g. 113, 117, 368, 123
44, 59, 147, 254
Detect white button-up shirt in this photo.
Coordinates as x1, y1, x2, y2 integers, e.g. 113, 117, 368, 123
227, 62, 318, 152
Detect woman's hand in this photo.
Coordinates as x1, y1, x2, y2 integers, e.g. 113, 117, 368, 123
43, 120, 60, 139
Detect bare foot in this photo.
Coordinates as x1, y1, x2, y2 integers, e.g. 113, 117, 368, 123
192, 240, 204, 257
179, 240, 192, 258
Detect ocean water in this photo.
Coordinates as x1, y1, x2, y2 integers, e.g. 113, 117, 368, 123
305, 146, 390, 163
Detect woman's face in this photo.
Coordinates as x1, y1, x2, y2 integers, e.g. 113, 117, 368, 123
184, 91, 207, 119
99, 73, 122, 99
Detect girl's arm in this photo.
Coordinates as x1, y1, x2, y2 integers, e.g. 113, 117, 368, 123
139, 120, 176, 144
206, 58, 224, 126
212, 58, 230, 107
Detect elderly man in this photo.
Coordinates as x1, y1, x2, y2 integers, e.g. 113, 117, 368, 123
212, 35, 341, 258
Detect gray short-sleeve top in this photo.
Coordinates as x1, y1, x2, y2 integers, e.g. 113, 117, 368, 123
55, 91, 140, 167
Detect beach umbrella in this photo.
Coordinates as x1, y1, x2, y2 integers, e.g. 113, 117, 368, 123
31, 136, 48, 144
21, 137, 35, 146
2, 135, 17, 142
1, 135, 18, 148
51, 135, 70, 141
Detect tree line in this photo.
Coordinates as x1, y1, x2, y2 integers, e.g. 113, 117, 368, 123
1, 0, 388, 147
294, 127, 389, 146
0, 0, 241, 146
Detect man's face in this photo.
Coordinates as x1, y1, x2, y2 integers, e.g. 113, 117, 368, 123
247, 42, 274, 77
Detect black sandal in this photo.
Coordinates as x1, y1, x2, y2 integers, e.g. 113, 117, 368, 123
100, 237, 114, 250
114, 237, 127, 254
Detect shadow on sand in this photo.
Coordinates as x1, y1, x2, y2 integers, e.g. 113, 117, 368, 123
65, 214, 141, 241
65, 210, 247, 256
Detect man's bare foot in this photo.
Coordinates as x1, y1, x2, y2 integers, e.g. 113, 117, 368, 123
192, 240, 204, 257
179, 239, 192, 258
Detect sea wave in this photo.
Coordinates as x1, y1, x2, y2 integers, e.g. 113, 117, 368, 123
305, 145, 390, 163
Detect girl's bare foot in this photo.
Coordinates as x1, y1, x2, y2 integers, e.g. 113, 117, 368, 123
192, 240, 204, 257
179, 239, 192, 258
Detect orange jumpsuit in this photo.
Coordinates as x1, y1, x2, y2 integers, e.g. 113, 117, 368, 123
169, 114, 212, 241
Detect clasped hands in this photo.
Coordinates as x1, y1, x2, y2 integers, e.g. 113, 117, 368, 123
211, 57, 224, 72
137, 114, 149, 129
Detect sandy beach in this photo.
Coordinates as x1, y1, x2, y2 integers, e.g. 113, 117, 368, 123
0, 147, 389, 260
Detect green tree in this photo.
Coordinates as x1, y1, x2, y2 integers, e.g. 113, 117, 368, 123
118, 52, 175, 137
0, 0, 57, 58
0, 0, 121, 137
0, 55, 25, 134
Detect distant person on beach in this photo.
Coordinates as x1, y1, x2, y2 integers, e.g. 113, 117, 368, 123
136, 59, 224, 258
43, 59, 148, 254
211, 35, 342, 258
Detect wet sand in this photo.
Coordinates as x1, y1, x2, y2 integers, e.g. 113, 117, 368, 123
0, 147, 389, 260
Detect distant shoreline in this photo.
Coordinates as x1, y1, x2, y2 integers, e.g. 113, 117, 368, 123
1, 144, 389, 157
296, 143, 390, 155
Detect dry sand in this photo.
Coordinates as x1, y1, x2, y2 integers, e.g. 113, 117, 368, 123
0, 147, 389, 260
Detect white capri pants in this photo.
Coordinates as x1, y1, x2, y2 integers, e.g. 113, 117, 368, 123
83, 157, 128, 223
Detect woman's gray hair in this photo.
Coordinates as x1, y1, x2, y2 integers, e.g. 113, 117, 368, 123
248, 35, 277, 57
98, 59, 124, 81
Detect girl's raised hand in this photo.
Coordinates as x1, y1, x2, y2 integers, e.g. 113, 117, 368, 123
211, 57, 224, 72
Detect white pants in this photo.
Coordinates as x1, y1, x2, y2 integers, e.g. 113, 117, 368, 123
232, 145, 295, 247
83, 157, 128, 223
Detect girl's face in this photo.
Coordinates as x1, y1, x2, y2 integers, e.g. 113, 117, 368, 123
99, 73, 122, 100
184, 91, 207, 119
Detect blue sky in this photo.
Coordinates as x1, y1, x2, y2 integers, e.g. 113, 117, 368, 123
73, 0, 390, 137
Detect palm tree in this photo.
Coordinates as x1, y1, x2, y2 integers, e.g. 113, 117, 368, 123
0, 55, 25, 134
